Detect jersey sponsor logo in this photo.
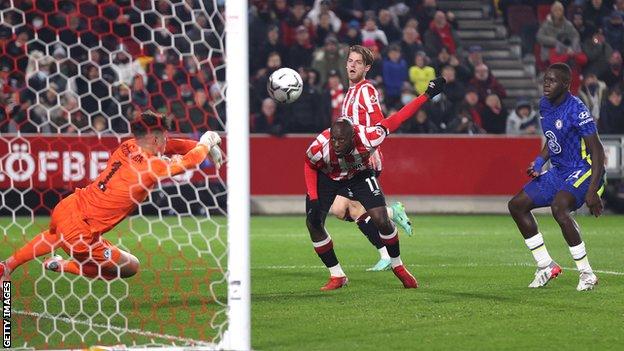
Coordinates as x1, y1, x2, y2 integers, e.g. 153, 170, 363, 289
555, 119, 563, 130
545, 130, 562, 154
578, 111, 591, 120
369, 94, 377, 104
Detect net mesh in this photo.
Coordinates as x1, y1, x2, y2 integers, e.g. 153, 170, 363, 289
0, 0, 228, 348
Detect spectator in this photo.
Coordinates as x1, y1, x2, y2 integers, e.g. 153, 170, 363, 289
361, 17, 389, 48
461, 45, 485, 82
506, 99, 541, 135
583, 28, 614, 77
396, 26, 424, 65
255, 25, 288, 76
364, 40, 384, 85
424, 10, 461, 57
448, 103, 484, 134
578, 73, 608, 121
252, 51, 283, 110
252, 97, 286, 135
288, 25, 314, 69
92, 114, 109, 134
285, 69, 324, 133
548, 37, 588, 94
537, 1, 580, 63
307, 0, 342, 34
583, 0, 612, 28
322, 69, 345, 123
312, 36, 348, 88
130, 75, 148, 107
408, 51, 435, 96
599, 51, 624, 88
616, 0, 624, 17
189, 90, 219, 132
462, 88, 483, 129
571, 9, 596, 43
440, 64, 466, 112
603, 12, 624, 54
315, 12, 337, 47
599, 87, 624, 133
468, 63, 507, 105
481, 94, 508, 134
272, 0, 290, 21
415, 0, 456, 37
400, 108, 439, 133
281, 1, 312, 47
341, 20, 362, 46
112, 52, 146, 87
382, 44, 408, 109
378, 9, 402, 43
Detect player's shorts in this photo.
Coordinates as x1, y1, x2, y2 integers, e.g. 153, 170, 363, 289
523, 165, 605, 210
336, 170, 382, 199
312, 170, 387, 213
49, 194, 121, 269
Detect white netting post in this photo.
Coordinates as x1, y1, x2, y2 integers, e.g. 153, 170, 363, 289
223, 0, 251, 349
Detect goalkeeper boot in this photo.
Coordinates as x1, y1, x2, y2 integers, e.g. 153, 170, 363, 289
43, 255, 65, 272
390, 202, 413, 236
392, 265, 418, 289
528, 261, 562, 288
576, 271, 598, 291
366, 258, 392, 271
0, 261, 10, 284
320, 276, 348, 291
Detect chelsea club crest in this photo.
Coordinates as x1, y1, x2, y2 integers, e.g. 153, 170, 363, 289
555, 119, 563, 130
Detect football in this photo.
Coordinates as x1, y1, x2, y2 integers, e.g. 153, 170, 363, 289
267, 67, 303, 104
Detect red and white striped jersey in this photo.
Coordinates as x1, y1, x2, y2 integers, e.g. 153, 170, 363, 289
341, 79, 385, 171
305, 125, 388, 181
341, 79, 385, 126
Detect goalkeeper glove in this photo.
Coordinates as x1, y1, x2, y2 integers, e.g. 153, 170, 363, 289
199, 131, 221, 149
425, 77, 446, 98
209, 145, 224, 170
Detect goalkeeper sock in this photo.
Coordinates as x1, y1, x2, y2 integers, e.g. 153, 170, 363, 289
356, 215, 384, 250
6, 230, 60, 271
524, 233, 553, 268
379, 227, 403, 268
569, 242, 592, 273
312, 236, 344, 276
62, 260, 118, 280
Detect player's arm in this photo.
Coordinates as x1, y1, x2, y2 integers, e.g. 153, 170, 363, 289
165, 138, 198, 155
149, 131, 221, 177
528, 143, 550, 178
379, 77, 445, 133
583, 133, 605, 217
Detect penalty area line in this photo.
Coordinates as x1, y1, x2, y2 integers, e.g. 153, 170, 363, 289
13, 310, 214, 347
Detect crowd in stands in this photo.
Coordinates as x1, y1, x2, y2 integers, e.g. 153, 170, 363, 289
0, 0, 225, 135
0, 0, 623, 136
249, 0, 624, 135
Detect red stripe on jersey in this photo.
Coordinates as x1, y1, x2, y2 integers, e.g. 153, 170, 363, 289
305, 125, 388, 181
341, 80, 385, 126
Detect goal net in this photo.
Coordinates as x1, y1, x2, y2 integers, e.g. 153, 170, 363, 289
0, 0, 249, 349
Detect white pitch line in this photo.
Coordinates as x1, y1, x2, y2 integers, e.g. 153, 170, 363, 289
145, 263, 624, 276
13, 310, 214, 347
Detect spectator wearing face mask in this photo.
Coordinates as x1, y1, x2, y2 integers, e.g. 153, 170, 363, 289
599, 87, 624, 134
481, 93, 508, 134
599, 51, 624, 88
506, 99, 541, 135
578, 74, 608, 121
582, 28, 613, 78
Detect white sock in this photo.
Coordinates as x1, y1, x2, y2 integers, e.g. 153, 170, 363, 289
378, 246, 390, 260
328, 263, 346, 277
386, 206, 394, 218
524, 233, 553, 268
390, 256, 403, 268
569, 242, 592, 273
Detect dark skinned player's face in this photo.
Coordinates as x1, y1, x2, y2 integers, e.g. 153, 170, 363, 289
330, 125, 353, 157
543, 69, 568, 102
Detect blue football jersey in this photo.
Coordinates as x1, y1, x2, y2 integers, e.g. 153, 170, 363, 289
539, 93, 597, 170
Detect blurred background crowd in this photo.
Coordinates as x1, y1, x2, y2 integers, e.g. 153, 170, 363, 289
0, 0, 623, 136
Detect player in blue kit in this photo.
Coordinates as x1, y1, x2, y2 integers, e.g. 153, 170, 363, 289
508, 63, 605, 291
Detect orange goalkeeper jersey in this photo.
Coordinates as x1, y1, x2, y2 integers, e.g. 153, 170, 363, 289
72, 138, 208, 234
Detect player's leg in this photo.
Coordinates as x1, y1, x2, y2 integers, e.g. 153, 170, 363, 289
345, 199, 393, 271
555, 171, 604, 291
45, 238, 139, 280
508, 173, 561, 288
0, 229, 61, 283
307, 173, 347, 291
351, 172, 417, 288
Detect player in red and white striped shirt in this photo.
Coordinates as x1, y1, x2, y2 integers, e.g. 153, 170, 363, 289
304, 77, 446, 290
330, 45, 413, 272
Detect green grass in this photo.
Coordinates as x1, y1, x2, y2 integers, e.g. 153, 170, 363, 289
2, 215, 624, 350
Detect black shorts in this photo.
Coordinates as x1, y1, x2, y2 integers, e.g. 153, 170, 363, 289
308, 170, 387, 214
335, 170, 382, 199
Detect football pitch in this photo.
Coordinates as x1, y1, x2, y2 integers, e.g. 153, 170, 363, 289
1, 214, 623, 350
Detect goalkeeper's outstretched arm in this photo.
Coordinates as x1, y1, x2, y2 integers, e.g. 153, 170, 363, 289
150, 131, 221, 178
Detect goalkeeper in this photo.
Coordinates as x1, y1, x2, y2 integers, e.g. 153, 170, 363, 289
0, 111, 223, 282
